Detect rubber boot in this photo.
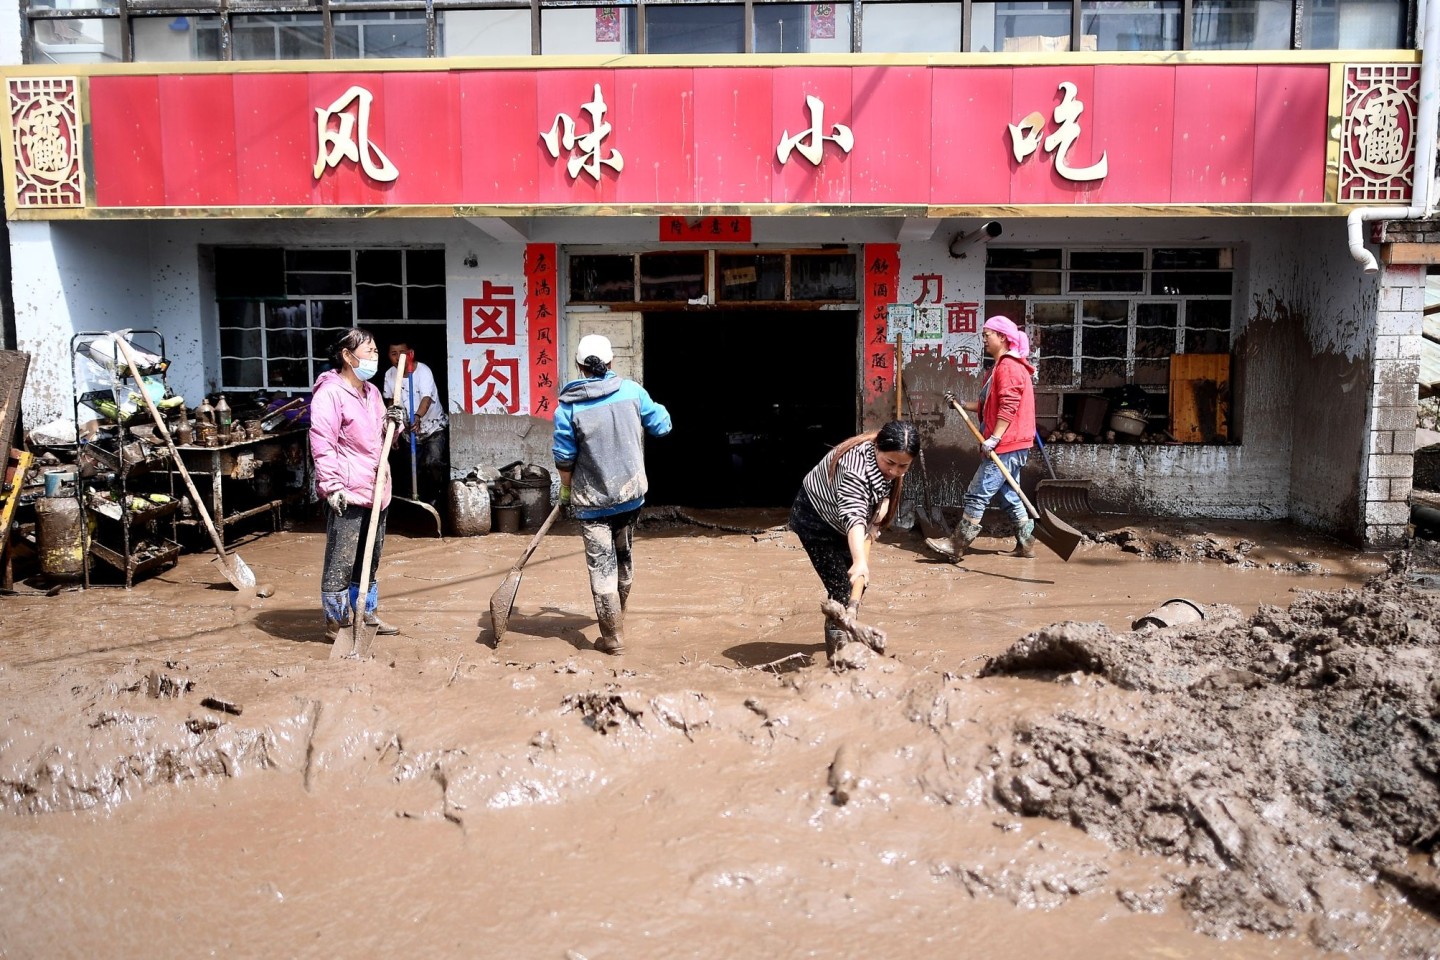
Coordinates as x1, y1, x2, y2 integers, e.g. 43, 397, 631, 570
594, 592, 626, 655
350, 582, 399, 635
618, 577, 633, 613
926, 518, 982, 563
365, 614, 400, 636
1013, 519, 1037, 558
322, 590, 352, 644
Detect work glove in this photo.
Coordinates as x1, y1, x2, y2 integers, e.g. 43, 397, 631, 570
942, 390, 957, 407
384, 405, 408, 431
326, 490, 348, 515
981, 435, 1001, 454
559, 485, 572, 504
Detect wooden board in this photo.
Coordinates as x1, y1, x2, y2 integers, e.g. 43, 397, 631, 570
1169, 353, 1230, 443
0, 350, 31, 469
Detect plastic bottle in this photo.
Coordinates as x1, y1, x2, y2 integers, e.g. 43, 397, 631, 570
196, 396, 215, 426
215, 395, 232, 431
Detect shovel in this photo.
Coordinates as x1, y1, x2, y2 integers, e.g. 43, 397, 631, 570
820, 535, 886, 653
900, 373, 948, 540
945, 396, 1082, 562
489, 499, 564, 643
112, 334, 256, 591
1034, 433, 1095, 518
391, 351, 443, 537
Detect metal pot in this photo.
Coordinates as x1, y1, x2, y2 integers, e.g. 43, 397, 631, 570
1109, 409, 1147, 436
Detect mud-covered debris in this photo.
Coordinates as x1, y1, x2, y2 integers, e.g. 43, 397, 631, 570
649, 692, 712, 739
560, 691, 645, 735
200, 696, 242, 716
828, 743, 857, 805
146, 670, 193, 699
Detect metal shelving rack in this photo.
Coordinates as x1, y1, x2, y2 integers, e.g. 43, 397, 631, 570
71, 330, 181, 589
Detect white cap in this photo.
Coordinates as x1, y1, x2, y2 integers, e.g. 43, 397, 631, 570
576, 334, 614, 366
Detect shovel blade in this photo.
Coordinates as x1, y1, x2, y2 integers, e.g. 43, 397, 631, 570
211, 552, 256, 590
1034, 507, 1083, 562
394, 496, 443, 538
489, 570, 522, 642
1036, 479, 1095, 518
352, 617, 381, 659
329, 618, 356, 660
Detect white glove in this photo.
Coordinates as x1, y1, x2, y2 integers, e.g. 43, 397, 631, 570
981, 436, 1001, 454
326, 490, 348, 515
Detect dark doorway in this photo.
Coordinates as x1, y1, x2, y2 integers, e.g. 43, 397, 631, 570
370, 323, 450, 414
642, 309, 858, 507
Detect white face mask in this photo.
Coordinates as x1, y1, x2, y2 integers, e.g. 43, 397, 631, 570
354, 357, 379, 381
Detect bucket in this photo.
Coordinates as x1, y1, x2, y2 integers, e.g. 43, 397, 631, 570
515, 482, 551, 529
493, 503, 522, 534
43, 468, 77, 497
447, 479, 492, 536
35, 495, 87, 581
1132, 597, 1206, 630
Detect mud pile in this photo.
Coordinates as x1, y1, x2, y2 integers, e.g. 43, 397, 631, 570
979, 544, 1440, 950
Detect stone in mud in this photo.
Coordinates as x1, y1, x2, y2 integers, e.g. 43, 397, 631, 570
255, 583, 275, 598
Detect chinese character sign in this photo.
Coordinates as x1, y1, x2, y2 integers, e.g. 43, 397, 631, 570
463, 281, 517, 345
864, 244, 900, 402
777, 95, 854, 166
1008, 81, 1107, 183
313, 85, 398, 183
464, 351, 522, 415
8, 77, 82, 208
541, 84, 624, 183
1341, 64, 1419, 203
527, 243, 559, 419
659, 217, 752, 242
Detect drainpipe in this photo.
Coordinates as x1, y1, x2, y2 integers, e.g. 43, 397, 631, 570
1347, 0, 1440, 273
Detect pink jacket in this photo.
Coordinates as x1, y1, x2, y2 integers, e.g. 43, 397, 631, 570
310, 369, 392, 510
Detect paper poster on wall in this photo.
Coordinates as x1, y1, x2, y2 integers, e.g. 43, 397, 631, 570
914, 305, 943, 342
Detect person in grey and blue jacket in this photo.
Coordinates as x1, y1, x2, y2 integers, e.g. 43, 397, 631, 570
553, 333, 673, 656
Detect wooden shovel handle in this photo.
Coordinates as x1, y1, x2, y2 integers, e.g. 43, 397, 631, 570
946, 396, 1040, 521
352, 388, 402, 622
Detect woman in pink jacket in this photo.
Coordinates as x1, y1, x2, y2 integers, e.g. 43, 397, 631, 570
926, 315, 1038, 560
310, 328, 406, 642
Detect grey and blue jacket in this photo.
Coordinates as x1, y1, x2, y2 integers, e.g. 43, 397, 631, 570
553, 372, 672, 519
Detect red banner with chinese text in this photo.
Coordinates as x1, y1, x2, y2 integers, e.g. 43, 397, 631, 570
526, 243, 559, 419
863, 243, 899, 402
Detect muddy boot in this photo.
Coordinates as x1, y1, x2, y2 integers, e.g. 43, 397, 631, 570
1013, 519, 1037, 558
925, 518, 981, 562
322, 590, 352, 644
594, 592, 626, 655
618, 577, 633, 613
364, 614, 400, 636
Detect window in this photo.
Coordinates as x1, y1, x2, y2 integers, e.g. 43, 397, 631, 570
214, 247, 445, 392
568, 249, 858, 304
24, 0, 1413, 60
985, 246, 1233, 406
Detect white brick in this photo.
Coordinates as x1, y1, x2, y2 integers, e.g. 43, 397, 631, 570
1391, 475, 1413, 500
1366, 524, 1410, 547
1367, 501, 1412, 526
1398, 334, 1424, 359
1370, 453, 1413, 478
1371, 431, 1393, 454
1376, 310, 1421, 336
1366, 476, 1391, 501
1379, 285, 1405, 312
1375, 335, 1401, 359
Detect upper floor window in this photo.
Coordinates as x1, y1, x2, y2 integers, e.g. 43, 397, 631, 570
22, 0, 1406, 61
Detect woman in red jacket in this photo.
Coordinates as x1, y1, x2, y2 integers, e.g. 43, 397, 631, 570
926, 315, 1037, 560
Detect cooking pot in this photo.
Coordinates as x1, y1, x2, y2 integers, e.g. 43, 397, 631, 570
1109, 408, 1147, 436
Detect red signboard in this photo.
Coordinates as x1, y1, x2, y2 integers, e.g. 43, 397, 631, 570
526, 243, 559, 419
863, 244, 899, 401
659, 216, 753, 241
76, 64, 1333, 211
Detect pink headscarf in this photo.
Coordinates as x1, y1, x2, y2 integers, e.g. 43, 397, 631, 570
983, 315, 1030, 359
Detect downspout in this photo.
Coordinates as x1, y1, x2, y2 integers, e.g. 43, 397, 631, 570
1347, 0, 1440, 273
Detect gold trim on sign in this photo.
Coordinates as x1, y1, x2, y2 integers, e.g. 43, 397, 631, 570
1325, 63, 1344, 205
0, 80, 16, 217
3, 202, 1387, 221
0, 49, 1421, 80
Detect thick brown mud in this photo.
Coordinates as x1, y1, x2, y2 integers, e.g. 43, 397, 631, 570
2, 512, 1437, 958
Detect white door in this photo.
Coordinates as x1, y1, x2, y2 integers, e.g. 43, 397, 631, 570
565, 311, 644, 384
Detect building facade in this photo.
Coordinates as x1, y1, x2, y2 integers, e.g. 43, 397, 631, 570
2, 0, 1433, 543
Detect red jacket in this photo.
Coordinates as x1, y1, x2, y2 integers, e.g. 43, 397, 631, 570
981, 354, 1036, 454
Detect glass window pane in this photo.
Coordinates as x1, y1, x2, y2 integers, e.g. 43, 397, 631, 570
408, 286, 447, 321
133, 16, 207, 62
570, 255, 634, 302
639, 252, 705, 302
1080, 0, 1180, 50
1186, 299, 1232, 330
541, 6, 635, 55
1185, 328, 1230, 353
266, 356, 309, 388
357, 284, 404, 320
288, 250, 351, 272
1134, 359, 1170, 385
1191, 0, 1293, 50
755, 4, 850, 52
220, 326, 263, 359
791, 252, 857, 300
357, 249, 402, 284
1153, 248, 1226, 269
1154, 271, 1232, 295
863, 2, 963, 51
406, 249, 446, 286
646, 5, 744, 53
28, 17, 119, 64
222, 357, 263, 387
1302, 0, 1403, 48
289, 273, 352, 296
973, 1, 1073, 53
334, 12, 429, 59
232, 14, 324, 60
217, 248, 284, 299
313, 299, 353, 331
445, 8, 532, 55
717, 254, 786, 302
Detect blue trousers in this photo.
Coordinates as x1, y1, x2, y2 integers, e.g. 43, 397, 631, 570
962, 449, 1030, 525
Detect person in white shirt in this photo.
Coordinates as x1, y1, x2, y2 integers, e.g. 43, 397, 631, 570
383, 341, 449, 505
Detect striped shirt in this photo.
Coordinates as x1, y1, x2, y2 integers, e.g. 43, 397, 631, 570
801, 441, 892, 535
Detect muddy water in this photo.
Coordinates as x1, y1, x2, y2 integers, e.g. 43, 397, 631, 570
0, 512, 1428, 958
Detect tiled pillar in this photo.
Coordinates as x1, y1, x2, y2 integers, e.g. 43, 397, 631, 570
1365, 263, 1424, 545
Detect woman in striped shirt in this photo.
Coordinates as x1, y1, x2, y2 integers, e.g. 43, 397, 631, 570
790, 420, 920, 663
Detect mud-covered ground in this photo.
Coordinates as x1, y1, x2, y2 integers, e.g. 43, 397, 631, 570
2, 510, 1438, 959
